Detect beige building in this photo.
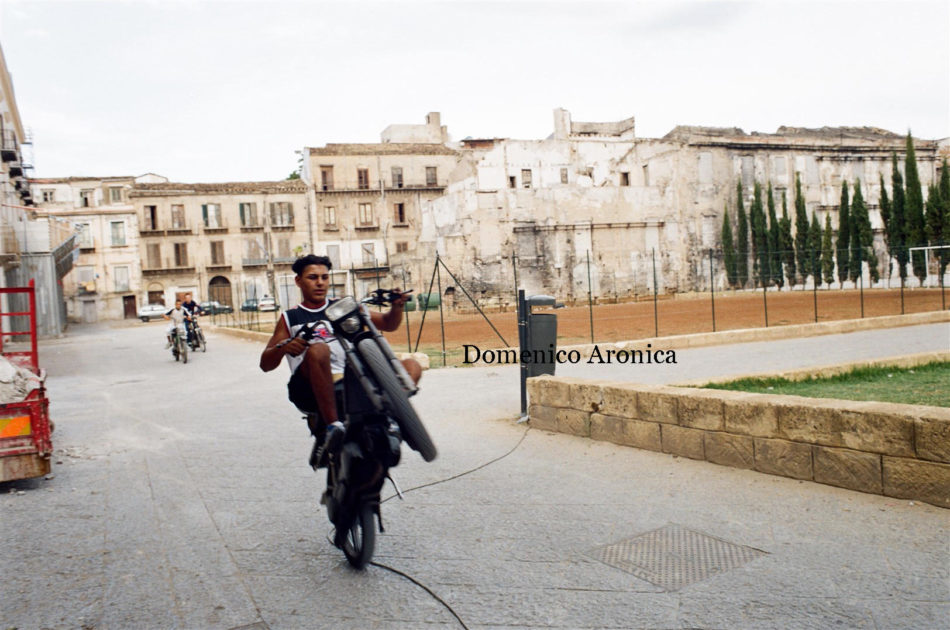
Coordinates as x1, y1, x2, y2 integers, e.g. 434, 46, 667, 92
415, 109, 946, 306
302, 113, 460, 298
128, 180, 309, 310
31, 174, 167, 322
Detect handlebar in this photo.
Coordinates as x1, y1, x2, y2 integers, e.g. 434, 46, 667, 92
362, 288, 413, 307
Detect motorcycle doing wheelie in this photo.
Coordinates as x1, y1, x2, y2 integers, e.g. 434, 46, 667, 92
170, 323, 188, 363
295, 289, 437, 568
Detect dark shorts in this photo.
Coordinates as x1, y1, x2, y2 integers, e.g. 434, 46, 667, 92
288, 370, 344, 419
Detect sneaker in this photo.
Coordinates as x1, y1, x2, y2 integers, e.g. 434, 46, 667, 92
314, 421, 344, 468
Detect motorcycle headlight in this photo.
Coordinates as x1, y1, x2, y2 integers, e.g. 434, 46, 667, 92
340, 315, 360, 334
326, 296, 358, 322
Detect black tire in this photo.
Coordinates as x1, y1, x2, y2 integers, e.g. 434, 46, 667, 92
198, 329, 207, 352
179, 336, 188, 364
340, 502, 375, 569
358, 339, 437, 462
140, 317, 148, 323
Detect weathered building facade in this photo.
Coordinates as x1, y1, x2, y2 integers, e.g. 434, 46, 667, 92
302, 113, 460, 299
414, 109, 946, 306
128, 180, 309, 310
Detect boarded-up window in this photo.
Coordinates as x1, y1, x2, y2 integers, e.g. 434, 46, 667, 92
357, 168, 370, 189
396, 241, 408, 253
210, 241, 225, 265
326, 244, 341, 268
426, 167, 437, 186
560, 168, 569, 184
114, 265, 130, 291
77, 223, 94, 248
642, 164, 650, 186
147, 243, 161, 268
741, 156, 755, 188
277, 238, 291, 258
805, 157, 819, 185
698, 152, 713, 184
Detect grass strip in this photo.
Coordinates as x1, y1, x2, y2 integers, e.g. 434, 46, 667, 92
704, 361, 950, 408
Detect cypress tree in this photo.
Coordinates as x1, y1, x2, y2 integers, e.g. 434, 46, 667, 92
736, 181, 749, 288
808, 212, 822, 284
751, 182, 770, 287
722, 205, 737, 288
890, 153, 908, 280
850, 180, 873, 282
780, 192, 796, 285
879, 173, 891, 249
767, 183, 783, 287
836, 181, 851, 285
821, 214, 835, 286
939, 159, 950, 277
904, 132, 927, 284
793, 173, 809, 284
925, 182, 945, 280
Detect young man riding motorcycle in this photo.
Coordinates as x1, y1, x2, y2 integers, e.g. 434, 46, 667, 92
258, 254, 421, 466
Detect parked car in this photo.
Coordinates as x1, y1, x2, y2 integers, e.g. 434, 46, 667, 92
137, 303, 168, 322
258, 296, 278, 312
241, 298, 259, 312
199, 300, 233, 315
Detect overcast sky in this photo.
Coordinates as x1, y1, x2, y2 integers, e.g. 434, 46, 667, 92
0, 0, 947, 183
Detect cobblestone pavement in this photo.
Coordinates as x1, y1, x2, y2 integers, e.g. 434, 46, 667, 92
1, 320, 947, 629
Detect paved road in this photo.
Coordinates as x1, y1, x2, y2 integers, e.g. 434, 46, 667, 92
1, 320, 948, 629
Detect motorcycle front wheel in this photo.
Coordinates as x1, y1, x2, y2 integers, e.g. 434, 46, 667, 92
358, 339, 437, 462
179, 336, 188, 364
339, 502, 375, 569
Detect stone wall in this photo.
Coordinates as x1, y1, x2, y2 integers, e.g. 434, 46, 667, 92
527, 376, 950, 508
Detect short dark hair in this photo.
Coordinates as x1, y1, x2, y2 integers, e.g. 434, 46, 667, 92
292, 254, 332, 276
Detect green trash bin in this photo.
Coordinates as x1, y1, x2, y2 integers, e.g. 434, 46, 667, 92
525, 295, 559, 378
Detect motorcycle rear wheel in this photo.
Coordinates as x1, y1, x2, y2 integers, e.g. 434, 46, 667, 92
358, 339, 437, 462
339, 502, 375, 569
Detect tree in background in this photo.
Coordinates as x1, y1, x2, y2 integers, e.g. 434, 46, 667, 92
924, 182, 943, 278
879, 173, 891, 250
736, 181, 749, 287
779, 192, 796, 286
836, 181, 851, 286
849, 180, 875, 283
808, 212, 822, 284
889, 153, 908, 280
793, 173, 809, 284
821, 214, 835, 286
750, 182, 770, 286
722, 205, 738, 288
937, 159, 950, 278
767, 183, 783, 287
904, 132, 927, 284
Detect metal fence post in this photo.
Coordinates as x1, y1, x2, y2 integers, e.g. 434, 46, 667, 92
652, 248, 659, 338
436, 254, 447, 367
518, 289, 527, 417
587, 250, 594, 343
709, 248, 716, 332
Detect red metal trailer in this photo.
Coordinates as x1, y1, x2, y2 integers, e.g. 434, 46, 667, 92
0, 280, 52, 482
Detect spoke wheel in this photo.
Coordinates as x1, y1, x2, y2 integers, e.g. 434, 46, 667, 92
179, 336, 188, 364
358, 339, 437, 462
340, 502, 375, 569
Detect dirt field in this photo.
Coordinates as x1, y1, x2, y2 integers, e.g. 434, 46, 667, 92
392, 287, 948, 363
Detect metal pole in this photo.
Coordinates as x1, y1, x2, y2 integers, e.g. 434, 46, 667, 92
900, 272, 905, 315
439, 257, 509, 347
651, 248, 659, 338
586, 250, 594, 343
413, 257, 440, 353
859, 266, 864, 318
709, 248, 716, 332
402, 267, 411, 352
512, 251, 519, 314
518, 289, 527, 417
436, 255, 447, 367
813, 265, 818, 323
762, 272, 769, 328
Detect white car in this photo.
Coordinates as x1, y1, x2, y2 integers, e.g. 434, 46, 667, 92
258, 296, 278, 312
137, 303, 167, 322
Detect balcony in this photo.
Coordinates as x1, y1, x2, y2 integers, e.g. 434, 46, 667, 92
142, 266, 196, 277
1, 130, 18, 162
270, 224, 295, 232
139, 227, 165, 236
355, 223, 380, 231
8, 163, 23, 178
242, 258, 268, 268
165, 224, 193, 235
78, 280, 96, 295
206, 263, 232, 272
240, 225, 264, 232
202, 222, 229, 234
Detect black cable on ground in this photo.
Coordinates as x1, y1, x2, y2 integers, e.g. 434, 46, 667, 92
370, 560, 470, 630
381, 424, 531, 504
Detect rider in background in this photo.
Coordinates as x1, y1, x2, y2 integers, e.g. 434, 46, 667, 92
162, 299, 190, 349
258, 254, 420, 467
181, 292, 202, 344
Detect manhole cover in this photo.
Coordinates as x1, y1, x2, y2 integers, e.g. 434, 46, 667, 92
587, 524, 767, 591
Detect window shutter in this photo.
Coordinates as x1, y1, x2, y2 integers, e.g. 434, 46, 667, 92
239, 203, 246, 226
201, 205, 208, 227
